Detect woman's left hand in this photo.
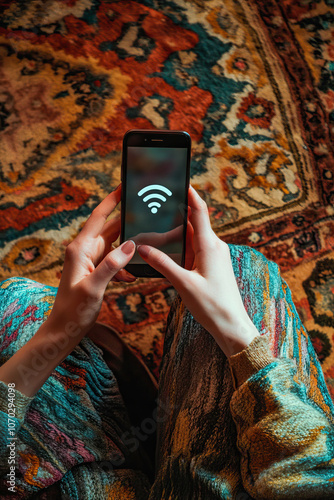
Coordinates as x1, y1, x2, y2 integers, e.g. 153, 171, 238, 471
48, 183, 137, 334
0, 184, 139, 398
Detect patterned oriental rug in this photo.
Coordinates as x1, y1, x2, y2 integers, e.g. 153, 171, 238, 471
1, 0, 334, 398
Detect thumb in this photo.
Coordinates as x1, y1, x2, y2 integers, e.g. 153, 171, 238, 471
137, 244, 187, 289
87, 240, 136, 293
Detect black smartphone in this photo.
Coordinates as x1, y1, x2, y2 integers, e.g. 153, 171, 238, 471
120, 129, 191, 278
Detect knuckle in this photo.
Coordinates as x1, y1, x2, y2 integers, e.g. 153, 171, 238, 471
91, 204, 100, 215
195, 203, 210, 219
206, 235, 227, 253
65, 242, 77, 259
195, 202, 207, 214
197, 195, 208, 210
104, 254, 119, 273
90, 207, 100, 219
155, 250, 168, 267
92, 206, 108, 221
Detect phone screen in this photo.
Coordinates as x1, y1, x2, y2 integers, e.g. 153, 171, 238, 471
123, 146, 188, 265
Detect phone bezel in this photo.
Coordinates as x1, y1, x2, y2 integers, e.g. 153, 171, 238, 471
120, 129, 191, 278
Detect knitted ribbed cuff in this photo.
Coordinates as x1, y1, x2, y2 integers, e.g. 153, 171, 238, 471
0, 379, 34, 423
228, 335, 276, 390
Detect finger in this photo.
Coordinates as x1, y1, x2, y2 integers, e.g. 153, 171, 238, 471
88, 219, 121, 268
184, 220, 195, 271
113, 268, 137, 282
160, 225, 183, 244
100, 213, 121, 240
80, 184, 122, 239
137, 244, 188, 289
188, 185, 214, 253
132, 225, 183, 247
98, 216, 121, 262
87, 239, 136, 293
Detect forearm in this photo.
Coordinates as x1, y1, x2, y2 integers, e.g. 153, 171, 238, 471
0, 318, 83, 398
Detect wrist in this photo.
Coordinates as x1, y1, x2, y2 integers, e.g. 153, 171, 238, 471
210, 316, 260, 358
37, 314, 85, 362
0, 317, 85, 398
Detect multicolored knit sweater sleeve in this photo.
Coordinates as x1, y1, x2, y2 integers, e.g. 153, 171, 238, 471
147, 332, 334, 499
228, 334, 334, 499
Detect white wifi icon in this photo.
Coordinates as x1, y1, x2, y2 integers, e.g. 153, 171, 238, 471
137, 184, 173, 214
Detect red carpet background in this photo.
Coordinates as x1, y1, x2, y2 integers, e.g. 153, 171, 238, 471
1, 0, 334, 397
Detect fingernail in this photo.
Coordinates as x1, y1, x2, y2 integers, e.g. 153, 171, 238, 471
123, 271, 136, 281
137, 244, 150, 258
121, 240, 135, 254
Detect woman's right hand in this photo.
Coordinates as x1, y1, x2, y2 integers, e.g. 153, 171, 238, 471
137, 185, 259, 357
